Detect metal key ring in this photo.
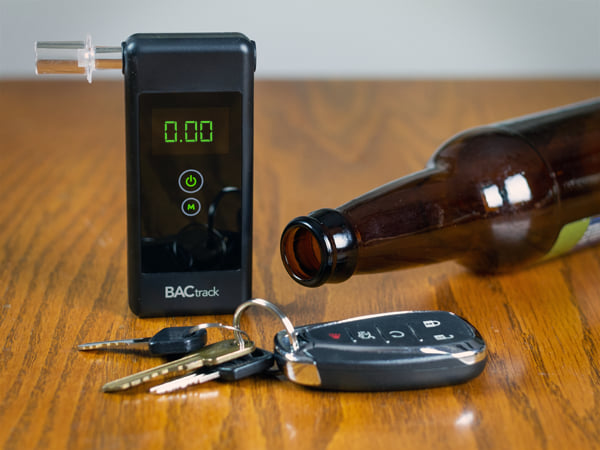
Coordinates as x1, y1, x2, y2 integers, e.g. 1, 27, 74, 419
186, 322, 252, 350
233, 299, 300, 351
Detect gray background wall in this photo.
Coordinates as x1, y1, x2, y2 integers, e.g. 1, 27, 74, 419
1, 0, 599, 79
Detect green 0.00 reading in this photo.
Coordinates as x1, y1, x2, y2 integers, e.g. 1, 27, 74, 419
164, 120, 213, 143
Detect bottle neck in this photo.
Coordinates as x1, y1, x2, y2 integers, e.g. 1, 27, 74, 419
338, 166, 464, 273
280, 167, 453, 286
280, 208, 358, 287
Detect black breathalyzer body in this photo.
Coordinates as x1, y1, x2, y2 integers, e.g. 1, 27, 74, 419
122, 33, 255, 317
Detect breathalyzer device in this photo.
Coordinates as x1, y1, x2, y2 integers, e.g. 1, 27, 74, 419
36, 34, 255, 317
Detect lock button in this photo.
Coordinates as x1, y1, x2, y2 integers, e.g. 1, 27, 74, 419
407, 314, 474, 345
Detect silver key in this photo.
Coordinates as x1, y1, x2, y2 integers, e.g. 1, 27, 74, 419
78, 326, 207, 356
150, 371, 221, 394
101, 338, 255, 392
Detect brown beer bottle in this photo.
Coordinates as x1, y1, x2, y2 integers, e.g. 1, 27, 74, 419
280, 99, 600, 287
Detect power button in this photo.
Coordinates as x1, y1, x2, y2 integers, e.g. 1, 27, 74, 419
178, 169, 204, 193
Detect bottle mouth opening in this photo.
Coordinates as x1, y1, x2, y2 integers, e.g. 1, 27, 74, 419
281, 225, 324, 283
280, 209, 357, 287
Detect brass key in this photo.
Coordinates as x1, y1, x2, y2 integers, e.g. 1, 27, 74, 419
102, 338, 255, 392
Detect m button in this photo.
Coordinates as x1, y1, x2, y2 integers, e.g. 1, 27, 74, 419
181, 198, 201, 217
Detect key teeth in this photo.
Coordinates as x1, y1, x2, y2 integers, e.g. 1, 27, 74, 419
149, 382, 190, 395
77, 344, 96, 351
77, 338, 151, 353
150, 371, 221, 394
78, 342, 123, 350
149, 374, 197, 394
101, 382, 126, 393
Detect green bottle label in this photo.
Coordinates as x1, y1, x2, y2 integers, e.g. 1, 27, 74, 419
544, 215, 600, 260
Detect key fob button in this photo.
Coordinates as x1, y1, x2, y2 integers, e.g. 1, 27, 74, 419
302, 327, 353, 345
373, 324, 419, 345
345, 326, 382, 344
407, 315, 474, 345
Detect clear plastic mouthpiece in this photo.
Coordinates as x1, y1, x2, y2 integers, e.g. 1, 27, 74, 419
35, 35, 122, 83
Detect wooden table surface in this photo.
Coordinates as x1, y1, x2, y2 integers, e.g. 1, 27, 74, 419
1, 79, 599, 449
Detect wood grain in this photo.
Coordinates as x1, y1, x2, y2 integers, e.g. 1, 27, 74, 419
0, 79, 599, 449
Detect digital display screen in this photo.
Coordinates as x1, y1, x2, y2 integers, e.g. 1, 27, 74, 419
138, 92, 243, 273
151, 107, 230, 155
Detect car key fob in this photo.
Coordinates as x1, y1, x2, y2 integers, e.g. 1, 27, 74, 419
273, 311, 487, 391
